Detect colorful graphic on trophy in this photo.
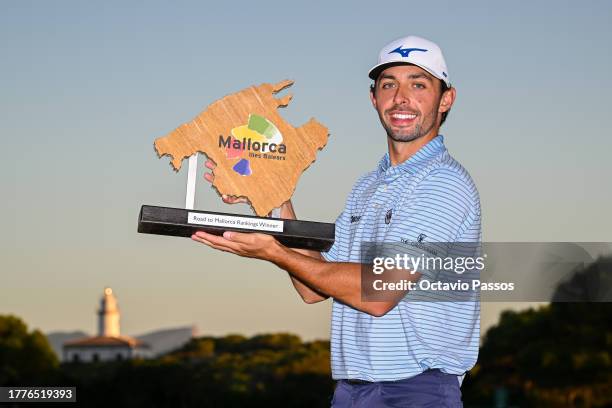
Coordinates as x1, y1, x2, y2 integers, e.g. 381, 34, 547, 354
221, 114, 286, 176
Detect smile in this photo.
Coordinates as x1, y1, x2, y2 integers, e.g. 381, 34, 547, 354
390, 113, 417, 120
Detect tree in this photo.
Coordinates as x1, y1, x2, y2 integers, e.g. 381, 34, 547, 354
0, 315, 58, 385
463, 256, 612, 407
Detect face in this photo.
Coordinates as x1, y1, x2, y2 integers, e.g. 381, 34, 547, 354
370, 64, 453, 143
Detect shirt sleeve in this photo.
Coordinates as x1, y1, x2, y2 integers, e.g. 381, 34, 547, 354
321, 174, 370, 262
321, 209, 349, 262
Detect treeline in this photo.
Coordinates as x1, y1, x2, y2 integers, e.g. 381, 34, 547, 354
0, 319, 333, 407
4, 308, 611, 407
461, 302, 612, 407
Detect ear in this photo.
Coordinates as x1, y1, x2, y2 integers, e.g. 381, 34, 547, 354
439, 86, 456, 114
369, 85, 378, 110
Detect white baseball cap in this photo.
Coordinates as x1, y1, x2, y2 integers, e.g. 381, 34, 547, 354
368, 35, 451, 87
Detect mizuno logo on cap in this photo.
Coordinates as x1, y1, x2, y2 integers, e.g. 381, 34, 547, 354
389, 47, 427, 58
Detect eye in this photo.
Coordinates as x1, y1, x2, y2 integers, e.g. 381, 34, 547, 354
413, 83, 426, 89
381, 82, 396, 89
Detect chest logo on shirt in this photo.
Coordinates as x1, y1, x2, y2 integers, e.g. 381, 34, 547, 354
350, 215, 361, 224
385, 209, 393, 224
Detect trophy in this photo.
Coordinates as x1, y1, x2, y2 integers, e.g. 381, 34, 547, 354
137, 79, 335, 251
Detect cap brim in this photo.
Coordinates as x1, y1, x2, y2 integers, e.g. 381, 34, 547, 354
368, 61, 450, 87
368, 62, 405, 80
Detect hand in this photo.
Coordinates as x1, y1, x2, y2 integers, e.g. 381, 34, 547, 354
191, 230, 283, 262
203, 159, 248, 204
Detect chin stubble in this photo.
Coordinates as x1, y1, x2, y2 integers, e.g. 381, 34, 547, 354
384, 109, 437, 143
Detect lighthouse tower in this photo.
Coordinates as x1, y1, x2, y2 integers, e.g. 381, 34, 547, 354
63, 287, 150, 362
98, 287, 120, 337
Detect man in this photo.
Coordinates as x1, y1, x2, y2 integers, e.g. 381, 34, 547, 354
193, 35, 481, 407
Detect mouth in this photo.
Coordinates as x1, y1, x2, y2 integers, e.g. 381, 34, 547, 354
388, 111, 418, 127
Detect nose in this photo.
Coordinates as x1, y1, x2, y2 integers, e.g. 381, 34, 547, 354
393, 83, 411, 106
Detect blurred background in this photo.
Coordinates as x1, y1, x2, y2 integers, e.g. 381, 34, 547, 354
1, 0, 611, 406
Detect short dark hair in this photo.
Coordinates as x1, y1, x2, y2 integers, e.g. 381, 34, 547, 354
369, 80, 451, 126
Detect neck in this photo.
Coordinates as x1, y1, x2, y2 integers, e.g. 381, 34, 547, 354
387, 132, 438, 166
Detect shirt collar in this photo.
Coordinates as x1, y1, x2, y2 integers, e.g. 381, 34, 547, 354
377, 135, 446, 178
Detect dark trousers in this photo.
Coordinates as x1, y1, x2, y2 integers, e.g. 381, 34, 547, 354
331, 369, 462, 408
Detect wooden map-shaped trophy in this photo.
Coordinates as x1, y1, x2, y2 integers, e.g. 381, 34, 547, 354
137, 80, 335, 251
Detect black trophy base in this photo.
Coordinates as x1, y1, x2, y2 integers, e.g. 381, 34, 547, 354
138, 205, 335, 252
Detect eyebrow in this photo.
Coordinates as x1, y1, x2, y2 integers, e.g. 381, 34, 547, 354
407, 73, 433, 82
379, 72, 434, 82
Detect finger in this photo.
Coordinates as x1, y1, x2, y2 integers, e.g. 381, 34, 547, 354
191, 233, 214, 247
191, 233, 218, 249
194, 231, 243, 252
222, 195, 247, 204
204, 172, 214, 183
222, 231, 255, 244
191, 233, 240, 254
224, 231, 275, 248
205, 160, 216, 170
191, 232, 218, 247
193, 230, 228, 244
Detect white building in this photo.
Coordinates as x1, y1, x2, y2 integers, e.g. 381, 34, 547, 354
63, 288, 150, 362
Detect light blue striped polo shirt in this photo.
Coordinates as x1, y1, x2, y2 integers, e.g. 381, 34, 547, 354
322, 135, 481, 382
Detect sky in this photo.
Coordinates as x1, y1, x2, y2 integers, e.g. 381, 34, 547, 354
2, 0, 611, 340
